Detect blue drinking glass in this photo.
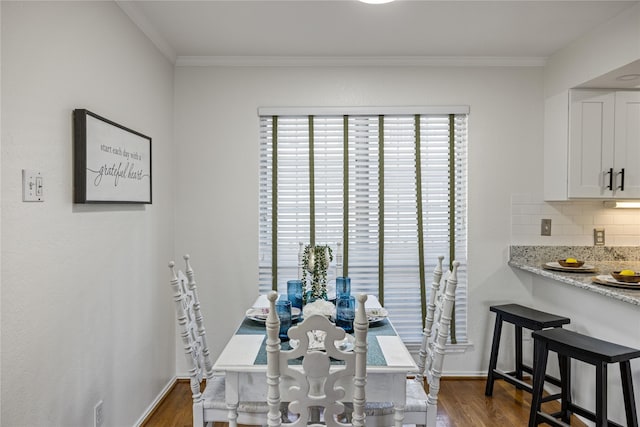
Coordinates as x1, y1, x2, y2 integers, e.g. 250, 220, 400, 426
276, 299, 292, 341
287, 279, 303, 310
336, 276, 351, 299
336, 295, 355, 333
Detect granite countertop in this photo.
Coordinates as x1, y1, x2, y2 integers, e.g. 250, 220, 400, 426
509, 246, 640, 306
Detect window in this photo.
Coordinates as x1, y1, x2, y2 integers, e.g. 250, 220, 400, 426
258, 107, 468, 349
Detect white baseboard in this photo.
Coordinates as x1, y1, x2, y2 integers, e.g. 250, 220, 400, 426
441, 371, 487, 377
133, 376, 178, 427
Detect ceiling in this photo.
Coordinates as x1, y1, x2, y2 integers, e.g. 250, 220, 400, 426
117, 0, 639, 66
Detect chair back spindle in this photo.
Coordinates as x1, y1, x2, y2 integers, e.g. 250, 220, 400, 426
169, 256, 214, 404
416, 255, 445, 384
169, 255, 269, 426
183, 255, 215, 384
425, 261, 460, 423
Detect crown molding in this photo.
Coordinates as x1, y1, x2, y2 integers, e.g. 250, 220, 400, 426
116, 1, 177, 64
176, 55, 547, 68
115, 0, 546, 69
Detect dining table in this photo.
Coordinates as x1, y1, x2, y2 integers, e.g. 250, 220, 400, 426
212, 294, 419, 427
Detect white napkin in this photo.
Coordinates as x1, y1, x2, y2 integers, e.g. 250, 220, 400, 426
253, 294, 270, 308
252, 293, 383, 309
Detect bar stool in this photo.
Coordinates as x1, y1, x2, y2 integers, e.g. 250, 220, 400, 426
485, 304, 571, 397
529, 328, 640, 427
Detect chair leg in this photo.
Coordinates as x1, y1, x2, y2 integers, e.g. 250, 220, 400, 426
485, 314, 503, 396
559, 354, 571, 423
193, 402, 205, 427
595, 361, 608, 427
620, 360, 639, 427
515, 325, 523, 380
528, 338, 549, 427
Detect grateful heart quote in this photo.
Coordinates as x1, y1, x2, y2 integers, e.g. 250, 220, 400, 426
87, 143, 149, 187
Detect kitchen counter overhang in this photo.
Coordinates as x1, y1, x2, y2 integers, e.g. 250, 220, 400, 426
509, 246, 640, 307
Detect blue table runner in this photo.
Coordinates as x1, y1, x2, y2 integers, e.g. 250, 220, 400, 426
237, 317, 397, 366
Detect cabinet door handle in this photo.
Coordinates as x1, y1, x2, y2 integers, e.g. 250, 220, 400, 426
618, 168, 625, 191
607, 168, 614, 191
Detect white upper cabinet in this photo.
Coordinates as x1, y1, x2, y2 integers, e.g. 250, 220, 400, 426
544, 89, 640, 200
613, 92, 640, 198
568, 90, 616, 198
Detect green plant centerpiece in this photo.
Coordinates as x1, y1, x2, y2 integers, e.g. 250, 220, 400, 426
301, 244, 334, 303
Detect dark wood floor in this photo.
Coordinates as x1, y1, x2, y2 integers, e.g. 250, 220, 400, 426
142, 378, 587, 426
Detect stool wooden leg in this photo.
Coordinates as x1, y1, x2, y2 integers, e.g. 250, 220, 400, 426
620, 360, 639, 427
515, 325, 523, 380
485, 314, 503, 396
595, 361, 608, 427
559, 354, 571, 423
529, 338, 549, 427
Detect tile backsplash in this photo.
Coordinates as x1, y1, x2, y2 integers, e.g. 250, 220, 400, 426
511, 194, 640, 246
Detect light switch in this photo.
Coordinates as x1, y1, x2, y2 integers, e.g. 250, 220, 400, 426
22, 169, 44, 202
35, 176, 43, 196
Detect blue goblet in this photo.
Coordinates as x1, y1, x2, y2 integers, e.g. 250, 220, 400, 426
287, 279, 303, 310
336, 295, 355, 333
276, 299, 292, 341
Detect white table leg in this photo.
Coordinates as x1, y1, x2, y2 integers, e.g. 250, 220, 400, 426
226, 372, 239, 427
227, 403, 239, 427
392, 373, 406, 427
393, 404, 406, 427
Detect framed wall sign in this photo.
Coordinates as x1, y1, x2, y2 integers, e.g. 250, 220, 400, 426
73, 109, 152, 204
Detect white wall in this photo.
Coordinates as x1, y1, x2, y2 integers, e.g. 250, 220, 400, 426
1, 2, 175, 426
0, 2, 4, 421
174, 65, 545, 375
544, 2, 640, 96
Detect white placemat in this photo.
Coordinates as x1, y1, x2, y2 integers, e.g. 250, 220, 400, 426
377, 335, 415, 367
214, 335, 264, 367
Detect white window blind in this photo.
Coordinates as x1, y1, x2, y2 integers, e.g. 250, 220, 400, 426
258, 111, 468, 347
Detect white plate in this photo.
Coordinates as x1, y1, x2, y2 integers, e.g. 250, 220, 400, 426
543, 262, 596, 272
337, 335, 355, 352
290, 332, 355, 352
245, 307, 301, 323
592, 275, 640, 290
366, 307, 388, 324
329, 307, 388, 325
597, 275, 640, 286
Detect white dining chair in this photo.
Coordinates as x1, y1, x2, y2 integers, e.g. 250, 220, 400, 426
364, 258, 460, 427
265, 290, 369, 426
168, 255, 269, 426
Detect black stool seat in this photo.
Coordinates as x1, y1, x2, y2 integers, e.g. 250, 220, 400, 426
490, 304, 571, 329
534, 328, 640, 364
485, 304, 571, 397
530, 328, 640, 427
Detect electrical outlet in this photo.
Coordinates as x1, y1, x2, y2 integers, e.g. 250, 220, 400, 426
541, 219, 552, 236
594, 228, 605, 246
94, 400, 104, 427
